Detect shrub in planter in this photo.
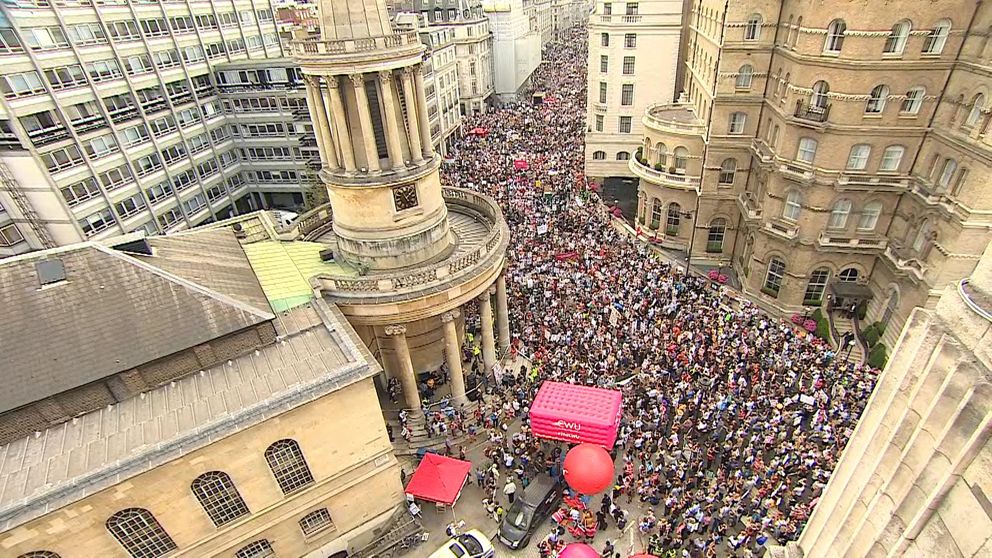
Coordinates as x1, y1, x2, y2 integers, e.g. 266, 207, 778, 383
718, 274, 728, 284
709, 270, 721, 281
815, 318, 831, 341
790, 314, 804, 325
868, 343, 888, 369
856, 301, 868, 320
654, 163, 665, 171
863, 324, 880, 348
803, 319, 817, 333
812, 308, 824, 322
668, 167, 677, 174
873, 321, 886, 335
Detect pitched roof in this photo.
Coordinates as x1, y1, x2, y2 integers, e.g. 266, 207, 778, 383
0, 237, 274, 414
241, 240, 356, 312
0, 302, 378, 532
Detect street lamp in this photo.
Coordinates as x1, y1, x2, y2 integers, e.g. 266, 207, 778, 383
681, 193, 702, 278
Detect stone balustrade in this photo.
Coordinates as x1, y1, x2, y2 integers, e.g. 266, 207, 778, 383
292, 188, 508, 300
289, 32, 421, 56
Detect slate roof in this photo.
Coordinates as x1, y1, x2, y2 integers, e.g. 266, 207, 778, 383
0, 236, 274, 414
0, 301, 378, 532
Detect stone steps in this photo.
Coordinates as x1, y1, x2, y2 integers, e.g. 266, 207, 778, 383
832, 318, 865, 365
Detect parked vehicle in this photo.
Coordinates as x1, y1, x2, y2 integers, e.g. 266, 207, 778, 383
428, 529, 495, 558
497, 475, 564, 549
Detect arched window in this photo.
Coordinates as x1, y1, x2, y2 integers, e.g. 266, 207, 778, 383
828, 200, 852, 229
923, 19, 951, 54
616, 151, 630, 161
592, 150, 606, 160
846, 144, 871, 170
858, 201, 883, 230
745, 14, 762, 41
784, 16, 794, 45
839, 267, 860, 283
771, 125, 780, 147
966, 93, 985, 127
793, 17, 803, 48
299, 508, 335, 536
879, 145, 905, 171
650, 198, 662, 228
655, 142, 667, 166
265, 439, 314, 495
718, 158, 737, 184
936, 158, 958, 190
235, 539, 274, 558
17, 553, 61, 558
825, 19, 846, 52
901, 87, 925, 114
191, 471, 250, 527
883, 20, 912, 54
781, 73, 790, 102
811, 80, 830, 110
673, 147, 688, 174
736, 65, 753, 89
106, 508, 177, 558
764, 258, 786, 296
866, 85, 889, 113
707, 219, 726, 252
796, 137, 817, 163
783, 190, 802, 221
666, 203, 682, 235
804, 268, 830, 305
728, 112, 746, 134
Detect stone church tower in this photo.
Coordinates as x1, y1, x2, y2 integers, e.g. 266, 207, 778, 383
772, 242, 992, 556
290, 0, 509, 415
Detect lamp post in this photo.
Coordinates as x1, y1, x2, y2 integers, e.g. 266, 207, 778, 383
681, 192, 702, 278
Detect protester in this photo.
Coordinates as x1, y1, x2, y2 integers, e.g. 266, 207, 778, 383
441, 27, 878, 555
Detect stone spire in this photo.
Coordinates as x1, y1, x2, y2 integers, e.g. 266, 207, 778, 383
319, 0, 393, 41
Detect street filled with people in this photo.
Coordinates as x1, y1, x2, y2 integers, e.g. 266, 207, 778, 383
435, 28, 879, 557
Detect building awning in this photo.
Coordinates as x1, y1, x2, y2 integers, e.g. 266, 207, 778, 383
404, 454, 472, 506
829, 281, 874, 300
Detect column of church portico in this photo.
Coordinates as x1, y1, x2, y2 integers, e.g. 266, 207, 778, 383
441, 310, 468, 406
479, 287, 497, 374
383, 324, 421, 414
326, 76, 356, 172
496, 274, 511, 352
304, 76, 338, 170
350, 74, 381, 172
400, 68, 425, 164
377, 70, 405, 170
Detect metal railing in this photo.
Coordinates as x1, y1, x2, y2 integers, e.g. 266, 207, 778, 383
794, 99, 831, 123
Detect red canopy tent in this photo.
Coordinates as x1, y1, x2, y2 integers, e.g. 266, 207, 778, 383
530, 381, 623, 448
404, 453, 472, 506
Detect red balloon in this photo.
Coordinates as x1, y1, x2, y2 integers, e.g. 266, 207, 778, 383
563, 443, 615, 495
560, 543, 601, 558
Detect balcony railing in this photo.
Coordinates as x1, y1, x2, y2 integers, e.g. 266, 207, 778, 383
737, 192, 763, 221
764, 219, 799, 241
28, 125, 71, 146
290, 188, 508, 300
884, 243, 926, 281
794, 100, 830, 123
290, 31, 421, 56
629, 158, 700, 190
817, 232, 888, 252
837, 172, 911, 191
643, 103, 707, 135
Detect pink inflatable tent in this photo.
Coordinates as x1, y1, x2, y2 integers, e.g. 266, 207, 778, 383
530, 381, 623, 448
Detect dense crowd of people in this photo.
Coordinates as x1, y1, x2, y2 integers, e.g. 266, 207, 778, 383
436, 28, 879, 556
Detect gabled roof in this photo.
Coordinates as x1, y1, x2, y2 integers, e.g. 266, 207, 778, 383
0, 234, 274, 414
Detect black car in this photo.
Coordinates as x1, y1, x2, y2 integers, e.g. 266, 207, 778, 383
496, 475, 563, 549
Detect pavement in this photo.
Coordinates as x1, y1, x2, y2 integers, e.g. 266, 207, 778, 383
394, 355, 659, 558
